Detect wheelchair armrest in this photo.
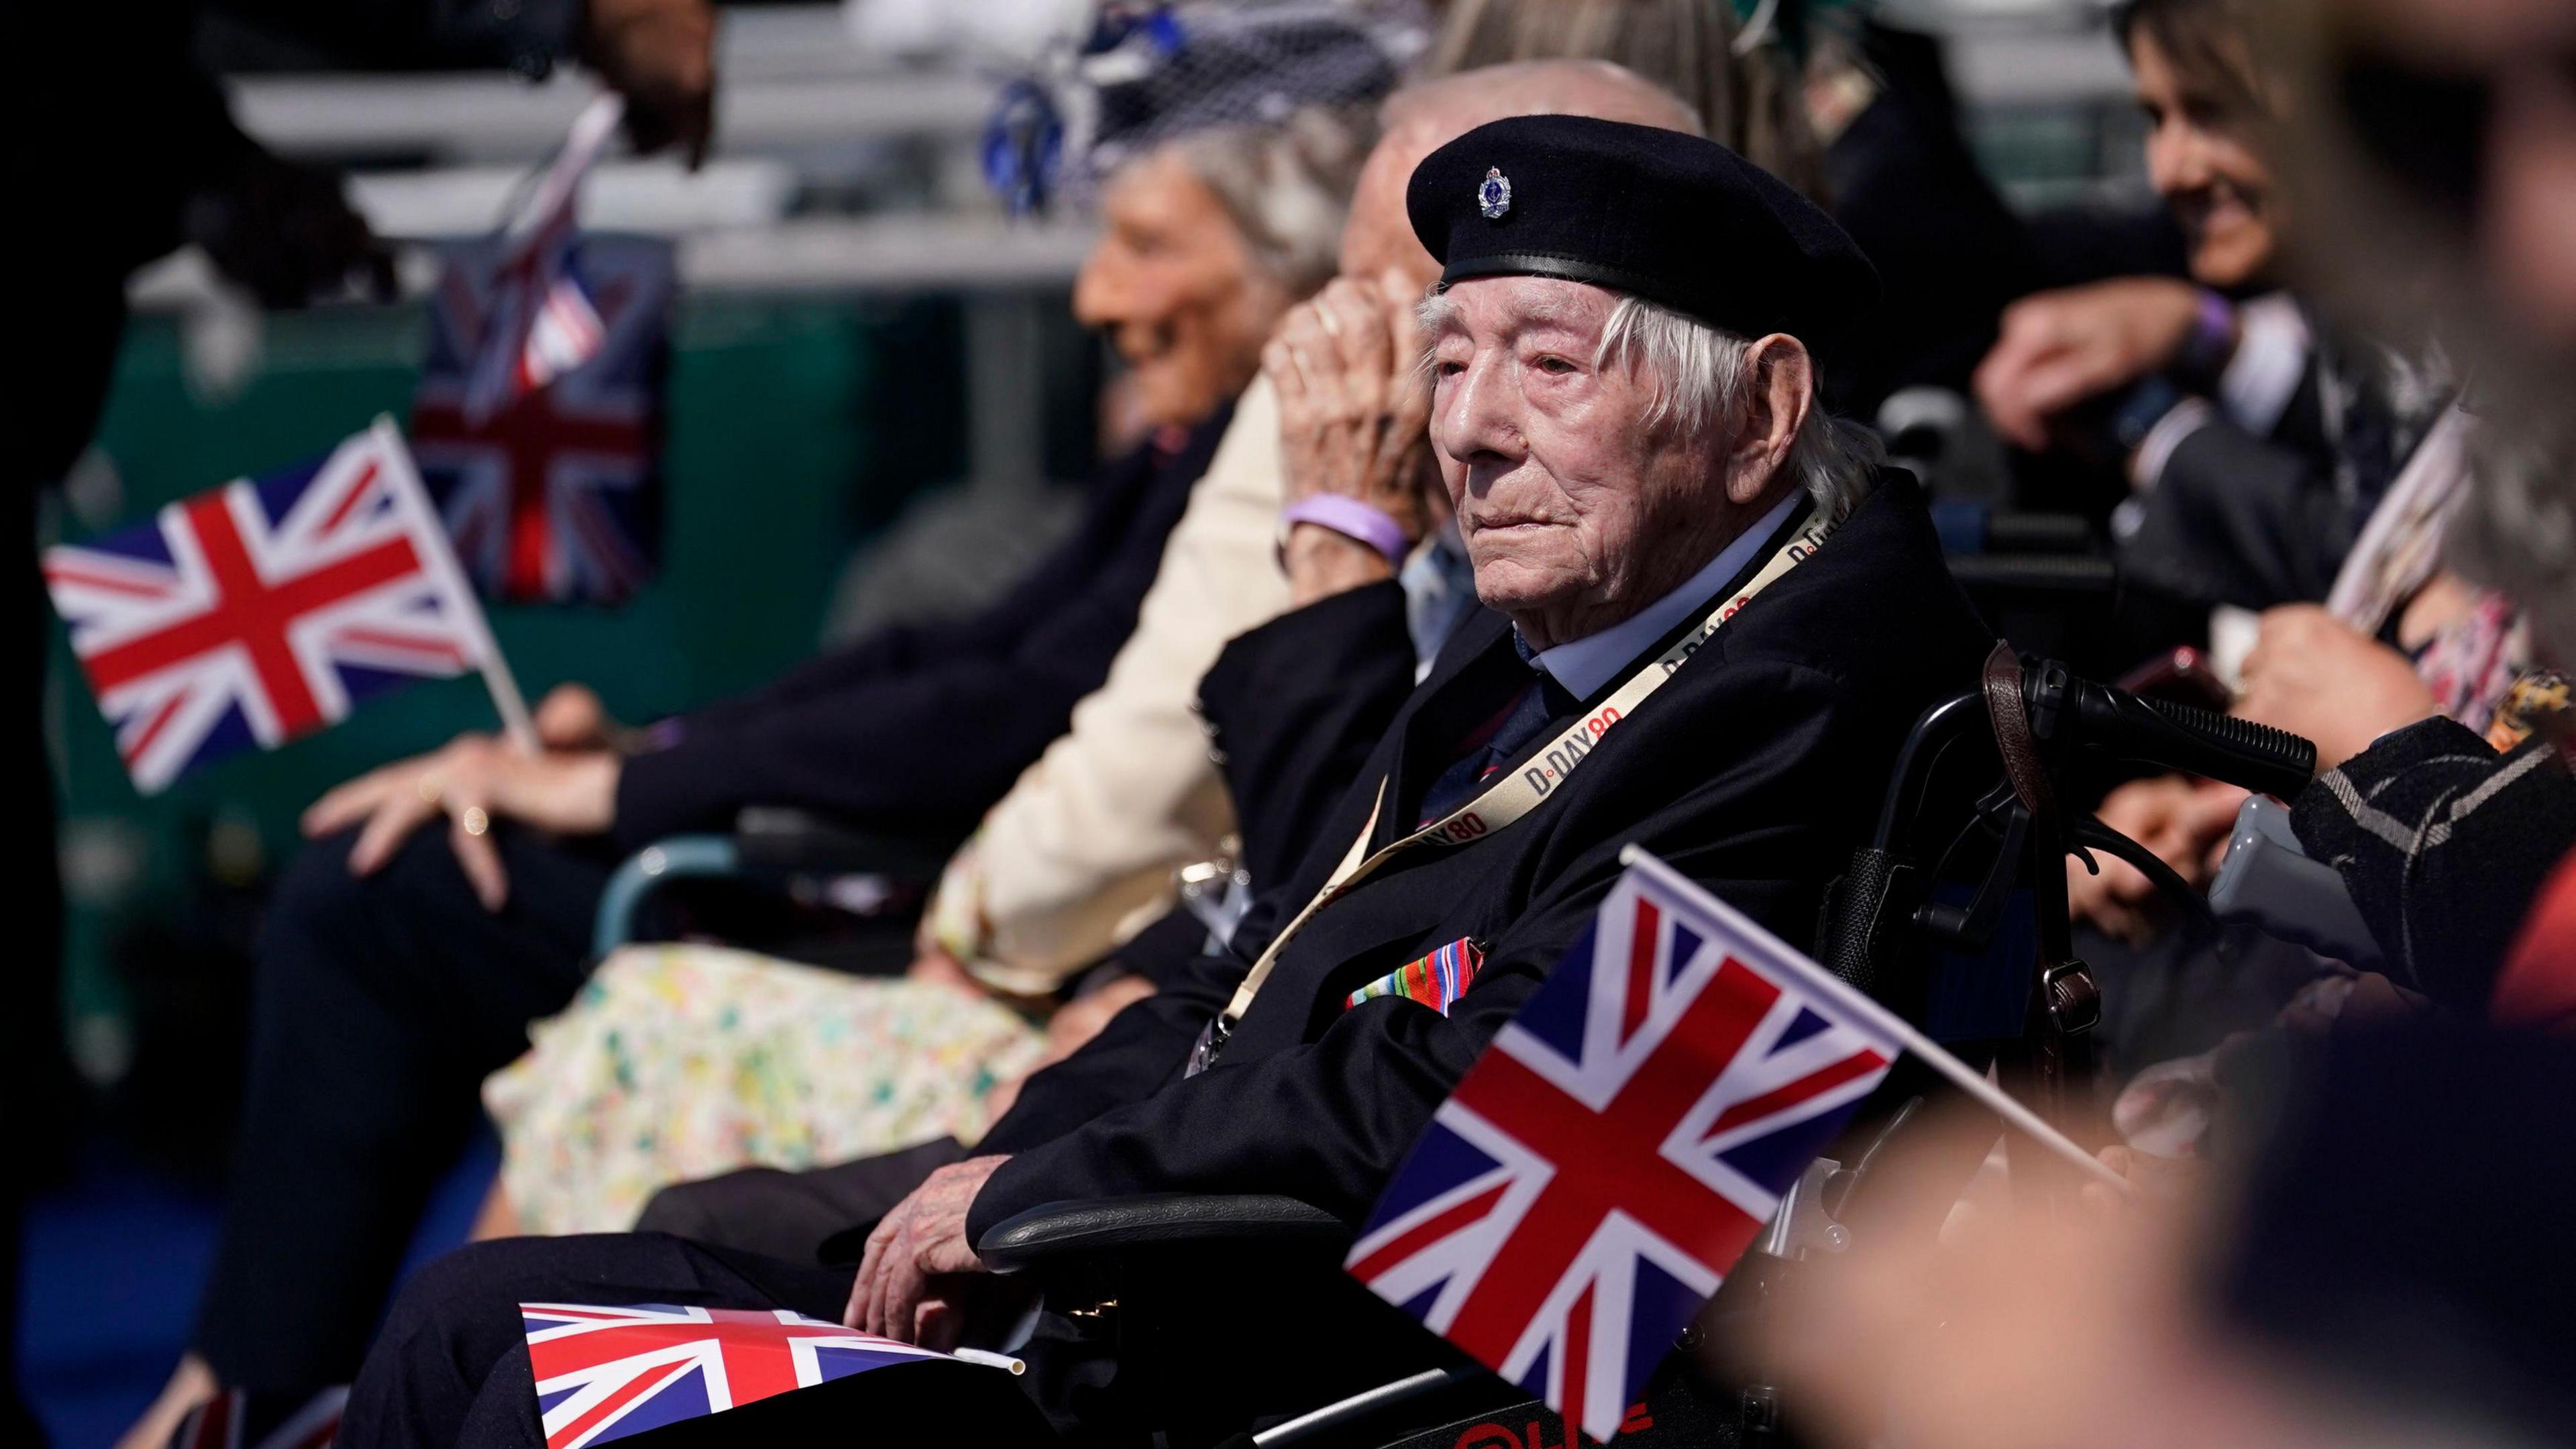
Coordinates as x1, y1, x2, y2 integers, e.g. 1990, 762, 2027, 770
732, 807, 958, 876
977, 1194, 1350, 1275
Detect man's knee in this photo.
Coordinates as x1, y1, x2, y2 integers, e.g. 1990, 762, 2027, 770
377, 1238, 569, 1352
634, 1170, 769, 1241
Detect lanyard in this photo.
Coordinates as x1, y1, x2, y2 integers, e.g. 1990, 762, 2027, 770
1188, 500, 1840, 1072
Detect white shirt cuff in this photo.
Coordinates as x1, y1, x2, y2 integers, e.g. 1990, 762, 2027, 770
2216, 292, 2311, 437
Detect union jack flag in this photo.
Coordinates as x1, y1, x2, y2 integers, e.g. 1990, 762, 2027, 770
410, 94, 669, 604
44, 421, 502, 795
1346, 862, 1900, 1444
522, 1303, 964, 1449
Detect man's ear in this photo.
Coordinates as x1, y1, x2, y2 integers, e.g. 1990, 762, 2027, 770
1725, 333, 1815, 506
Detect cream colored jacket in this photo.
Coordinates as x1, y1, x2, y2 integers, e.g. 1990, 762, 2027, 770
926, 378, 1291, 994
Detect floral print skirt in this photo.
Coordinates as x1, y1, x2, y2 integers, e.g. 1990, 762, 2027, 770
482, 944, 1047, 1236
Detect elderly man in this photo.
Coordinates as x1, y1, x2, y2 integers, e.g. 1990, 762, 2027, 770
337, 116, 1990, 1447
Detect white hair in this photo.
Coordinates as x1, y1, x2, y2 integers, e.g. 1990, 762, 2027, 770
1415, 287, 1878, 517
1171, 103, 1377, 298
1591, 294, 1880, 518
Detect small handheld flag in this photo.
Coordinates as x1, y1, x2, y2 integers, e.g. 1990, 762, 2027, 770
1348, 851, 2126, 1443
45, 419, 529, 794
521, 1303, 1004, 1449
411, 93, 671, 604
1345, 859, 1899, 1442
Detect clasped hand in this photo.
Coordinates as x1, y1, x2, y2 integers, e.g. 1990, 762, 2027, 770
1265, 268, 1436, 541
846, 1155, 1011, 1350
301, 684, 623, 910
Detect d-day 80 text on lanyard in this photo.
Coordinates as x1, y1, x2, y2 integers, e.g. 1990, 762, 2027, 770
1185, 500, 1841, 1075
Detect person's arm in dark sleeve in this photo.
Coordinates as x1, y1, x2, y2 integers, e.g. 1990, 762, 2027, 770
2292, 717, 2576, 1008
611, 435, 1202, 842
610, 641, 1124, 847
974, 924, 1259, 1154
1199, 581, 1420, 891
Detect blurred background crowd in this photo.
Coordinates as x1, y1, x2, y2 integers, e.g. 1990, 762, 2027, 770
12, 0, 2576, 1444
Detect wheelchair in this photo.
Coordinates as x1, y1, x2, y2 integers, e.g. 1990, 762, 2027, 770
589, 807, 961, 969
961, 650, 2318, 1449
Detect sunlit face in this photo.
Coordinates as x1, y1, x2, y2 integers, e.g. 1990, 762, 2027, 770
2130, 27, 2281, 289
1424, 276, 1752, 643
1073, 148, 1289, 430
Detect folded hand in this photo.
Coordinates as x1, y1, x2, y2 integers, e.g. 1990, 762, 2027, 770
847, 1155, 1010, 1350
1265, 269, 1436, 539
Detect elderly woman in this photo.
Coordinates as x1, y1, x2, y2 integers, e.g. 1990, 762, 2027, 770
468, 97, 1379, 1239
335, 114, 1994, 1448
123, 30, 1383, 1449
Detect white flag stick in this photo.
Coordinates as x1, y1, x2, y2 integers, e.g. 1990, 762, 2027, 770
1618, 845, 2132, 1193
503, 93, 627, 252
368, 415, 541, 754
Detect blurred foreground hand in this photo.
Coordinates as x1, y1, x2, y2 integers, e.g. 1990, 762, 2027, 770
587, 0, 718, 165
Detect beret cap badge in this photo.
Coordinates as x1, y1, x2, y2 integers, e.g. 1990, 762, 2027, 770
1477, 166, 1511, 220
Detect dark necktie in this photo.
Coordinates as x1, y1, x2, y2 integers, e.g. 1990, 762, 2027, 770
1415, 662, 1576, 828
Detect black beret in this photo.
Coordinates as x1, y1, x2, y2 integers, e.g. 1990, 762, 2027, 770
1406, 114, 1878, 354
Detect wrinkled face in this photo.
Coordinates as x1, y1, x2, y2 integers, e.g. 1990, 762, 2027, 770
1073, 148, 1289, 430
1424, 276, 1741, 639
2131, 28, 2280, 289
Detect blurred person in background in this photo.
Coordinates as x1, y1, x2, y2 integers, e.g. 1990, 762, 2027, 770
1976, 0, 2454, 616
1763, 1021, 2576, 1449
14, 1, 711, 1444
2074, 0, 2576, 999
2255, 0, 2576, 1026
121, 17, 1389, 1440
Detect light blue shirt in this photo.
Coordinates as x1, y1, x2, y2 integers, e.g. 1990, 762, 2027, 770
1526, 488, 1805, 699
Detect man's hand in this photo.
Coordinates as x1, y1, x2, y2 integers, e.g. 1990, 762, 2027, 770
1265, 269, 1436, 580
2234, 604, 2440, 770
585, 0, 718, 166
301, 734, 621, 910
847, 1155, 1010, 1350
1974, 278, 2210, 451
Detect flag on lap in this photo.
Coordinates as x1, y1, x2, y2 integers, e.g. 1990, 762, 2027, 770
522, 1303, 993, 1449
45, 420, 507, 795
1346, 860, 1901, 1444
411, 94, 670, 605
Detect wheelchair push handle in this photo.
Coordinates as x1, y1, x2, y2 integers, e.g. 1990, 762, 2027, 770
2056, 674, 2316, 800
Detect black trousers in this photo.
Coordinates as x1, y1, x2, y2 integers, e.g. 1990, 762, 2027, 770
195, 824, 611, 1391
635, 1137, 970, 1265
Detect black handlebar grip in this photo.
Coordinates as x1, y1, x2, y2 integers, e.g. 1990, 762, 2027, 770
2070, 682, 2317, 799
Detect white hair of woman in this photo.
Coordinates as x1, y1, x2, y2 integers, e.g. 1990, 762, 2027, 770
1171, 102, 1379, 297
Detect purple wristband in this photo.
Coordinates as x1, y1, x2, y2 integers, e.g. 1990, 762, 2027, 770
1282, 495, 1411, 566
2178, 289, 2238, 380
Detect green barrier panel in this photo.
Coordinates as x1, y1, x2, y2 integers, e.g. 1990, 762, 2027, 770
47, 292, 968, 1061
